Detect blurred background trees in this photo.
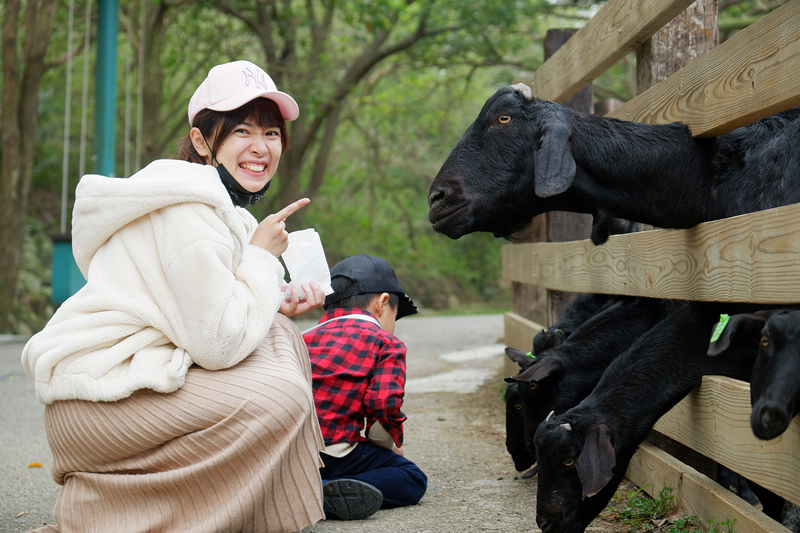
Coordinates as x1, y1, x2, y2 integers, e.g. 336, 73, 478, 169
0, 0, 786, 333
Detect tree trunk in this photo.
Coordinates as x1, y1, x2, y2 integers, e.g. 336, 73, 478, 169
0, 0, 60, 331
637, 0, 719, 92
635, 0, 718, 238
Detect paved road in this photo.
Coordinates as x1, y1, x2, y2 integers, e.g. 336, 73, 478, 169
2, 313, 535, 533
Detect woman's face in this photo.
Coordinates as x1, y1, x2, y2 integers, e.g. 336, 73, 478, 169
213, 121, 284, 193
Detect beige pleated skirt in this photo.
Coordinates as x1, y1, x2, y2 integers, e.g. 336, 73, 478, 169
32, 314, 325, 533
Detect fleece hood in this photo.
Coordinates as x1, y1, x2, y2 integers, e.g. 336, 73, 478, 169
72, 160, 239, 277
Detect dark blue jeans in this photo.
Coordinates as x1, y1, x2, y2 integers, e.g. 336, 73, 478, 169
320, 442, 428, 508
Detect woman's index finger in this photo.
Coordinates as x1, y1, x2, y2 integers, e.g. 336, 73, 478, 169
276, 198, 310, 221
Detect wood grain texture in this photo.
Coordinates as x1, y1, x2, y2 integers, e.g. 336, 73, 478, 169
530, 0, 697, 102
609, 0, 800, 135
628, 442, 791, 531
502, 203, 800, 304
654, 376, 800, 505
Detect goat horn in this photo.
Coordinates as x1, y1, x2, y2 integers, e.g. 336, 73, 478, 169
510, 82, 533, 100
559, 423, 572, 431
545, 410, 555, 422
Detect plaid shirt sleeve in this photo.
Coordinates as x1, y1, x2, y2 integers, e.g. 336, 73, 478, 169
303, 308, 407, 448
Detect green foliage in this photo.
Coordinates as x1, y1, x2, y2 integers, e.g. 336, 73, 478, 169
704, 517, 736, 533
608, 486, 737, 533
666, 515, 736, 533
302, 62, 515, 310
609, 486, 676, 531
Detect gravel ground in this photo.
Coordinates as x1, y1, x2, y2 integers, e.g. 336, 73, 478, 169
1, 315, 635, 533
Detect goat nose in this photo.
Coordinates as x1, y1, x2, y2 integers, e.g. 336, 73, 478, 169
761, 405, 787, 429
428, 186, 446, 208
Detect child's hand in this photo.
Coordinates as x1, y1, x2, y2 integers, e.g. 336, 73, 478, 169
280, 281, 325, 317
250, 198, 310, 257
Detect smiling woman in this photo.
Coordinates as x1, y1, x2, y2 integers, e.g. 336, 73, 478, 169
21, 60, 329, 533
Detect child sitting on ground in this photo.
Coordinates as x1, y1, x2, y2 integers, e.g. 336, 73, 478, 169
302, 254, 428, 521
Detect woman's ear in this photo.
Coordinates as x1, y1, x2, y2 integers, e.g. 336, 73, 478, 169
190, 127, 212, 162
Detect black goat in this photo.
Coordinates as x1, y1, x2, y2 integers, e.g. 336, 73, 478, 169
532, 293, 618, 355
503, 292, 619, 474
708, 308, 800, 440
428, 84, 800, 244
532, 301, 761, 533
509, 296, 681, 462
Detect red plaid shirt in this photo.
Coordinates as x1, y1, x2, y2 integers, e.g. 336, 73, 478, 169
303, 308, 407, 447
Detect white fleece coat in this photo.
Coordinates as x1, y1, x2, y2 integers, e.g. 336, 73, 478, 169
22, 160, 286, 404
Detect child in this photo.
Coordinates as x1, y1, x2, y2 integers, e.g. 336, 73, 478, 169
303, 254, 428, 520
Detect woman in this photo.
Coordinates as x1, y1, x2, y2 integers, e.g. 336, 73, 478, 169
22, 60, 327, 532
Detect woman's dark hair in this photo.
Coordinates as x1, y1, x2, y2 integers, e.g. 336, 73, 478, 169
325, 276, 400, 312
178, 98, 289, 163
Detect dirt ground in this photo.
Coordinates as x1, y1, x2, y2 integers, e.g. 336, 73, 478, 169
305, 358, 650, 533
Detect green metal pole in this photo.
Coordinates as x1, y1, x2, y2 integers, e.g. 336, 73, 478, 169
95, 0, 118, 176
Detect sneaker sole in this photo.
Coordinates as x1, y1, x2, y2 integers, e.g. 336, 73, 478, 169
323, 479, 383, 520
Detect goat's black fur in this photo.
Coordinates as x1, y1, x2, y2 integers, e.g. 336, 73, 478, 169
532, 293, 618, 355
428, 85, 800, 244
508, 296, 681, 461
532, 301, 762, 533
503, 293, 618, 473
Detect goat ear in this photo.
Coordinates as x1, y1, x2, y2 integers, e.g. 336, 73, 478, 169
505, 347, 534, 368
534, 123, 576, 198
576, 423, 616, 500
528, 356, 564, 382
707, 312, 771, 356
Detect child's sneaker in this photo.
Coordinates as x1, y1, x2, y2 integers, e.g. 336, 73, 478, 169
322, 479, 383, 520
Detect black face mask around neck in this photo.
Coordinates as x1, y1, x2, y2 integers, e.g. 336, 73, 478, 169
216, 163, 270, 208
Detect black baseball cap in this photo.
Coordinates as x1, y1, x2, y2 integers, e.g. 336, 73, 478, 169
324, 254, 418, 319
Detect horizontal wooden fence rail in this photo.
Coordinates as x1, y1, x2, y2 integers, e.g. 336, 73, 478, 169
502, 203, 800, 304
654, 376, 800, 506
608, 0, 800, 135
627, 441, 791, 532
531, 0, 800, 135
529, 0, 699, 103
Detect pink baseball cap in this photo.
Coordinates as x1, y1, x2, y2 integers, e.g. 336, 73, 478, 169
187, 60, 299, 125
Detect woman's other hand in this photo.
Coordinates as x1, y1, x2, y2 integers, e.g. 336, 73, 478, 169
280, 281, 326, 317
250, 198, 309, 257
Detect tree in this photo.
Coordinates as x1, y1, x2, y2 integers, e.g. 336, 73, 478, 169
1, 0, 61, 332
213, 0, 548, 223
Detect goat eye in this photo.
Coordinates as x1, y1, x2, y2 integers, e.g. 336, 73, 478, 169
563, 458, 575, 468
761, 336, 770, 347
514, 404, 523, 411
498, 114, 512, 124
529, 382, 537, 391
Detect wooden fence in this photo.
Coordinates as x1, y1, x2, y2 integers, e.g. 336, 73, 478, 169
501, 0, 800, 530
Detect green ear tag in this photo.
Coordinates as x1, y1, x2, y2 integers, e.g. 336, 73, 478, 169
710, 314, 730, 343
524, 351, 536, 360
